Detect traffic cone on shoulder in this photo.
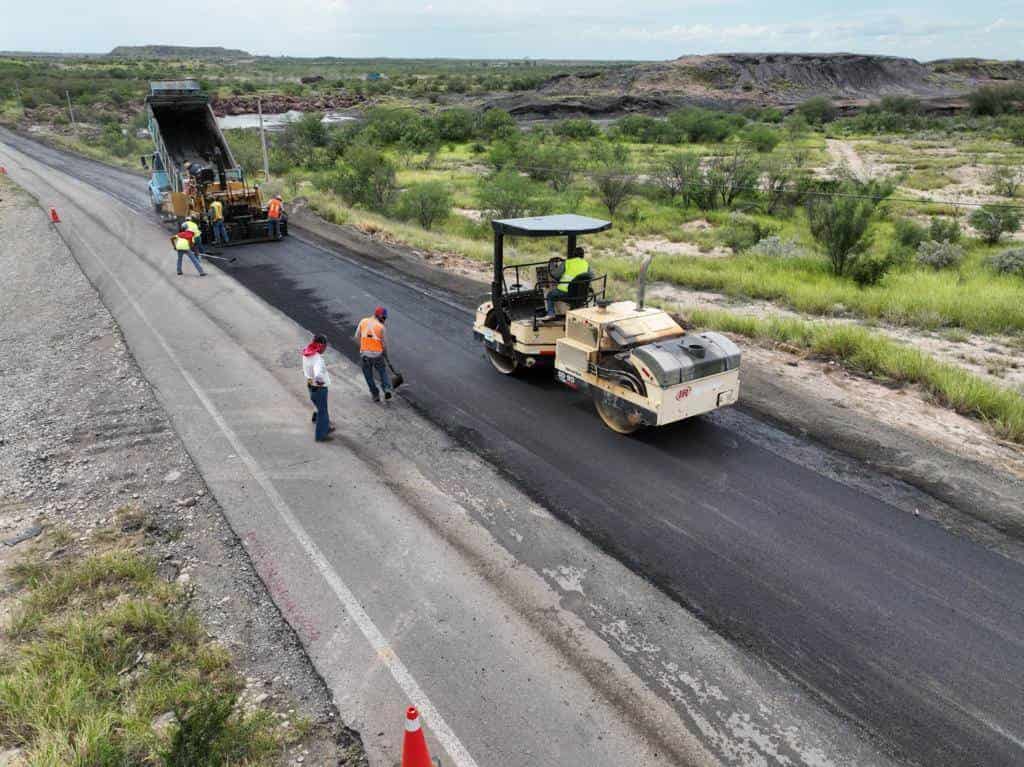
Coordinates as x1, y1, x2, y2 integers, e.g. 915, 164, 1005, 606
402, 706, 434, 767
49, 207, 60, 223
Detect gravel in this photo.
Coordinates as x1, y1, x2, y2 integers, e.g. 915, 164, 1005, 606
0, 176, 365, 765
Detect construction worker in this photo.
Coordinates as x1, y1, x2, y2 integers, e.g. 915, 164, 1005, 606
545, 246, 590, 318
355, 306, 392, 402
266, 194, 284, 240
209, 199, 229, 244
302, 333, 335, 442
184, 216, 205, 255
171, 223, 206, 277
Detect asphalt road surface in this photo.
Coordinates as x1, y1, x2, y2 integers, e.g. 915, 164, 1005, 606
5, 128, 1023, 766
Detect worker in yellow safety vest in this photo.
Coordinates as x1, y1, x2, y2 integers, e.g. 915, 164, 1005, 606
266, 194, 284, 240
183, 216, 205, 255
545, 246, 590, 318
170, 223, 206, 277
354, 306, 392, 402
209, 199, 229, 245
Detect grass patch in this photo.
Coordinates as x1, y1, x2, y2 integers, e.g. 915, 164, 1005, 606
0, 536, 300, 765
688, 308, 1024, 443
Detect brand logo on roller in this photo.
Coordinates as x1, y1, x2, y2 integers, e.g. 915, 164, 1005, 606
675, 387, 692, 401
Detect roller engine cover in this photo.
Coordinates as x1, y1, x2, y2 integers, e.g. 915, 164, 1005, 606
630, 332, 741, 388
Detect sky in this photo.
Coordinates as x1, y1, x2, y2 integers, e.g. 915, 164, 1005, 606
2, 0, 1023, 61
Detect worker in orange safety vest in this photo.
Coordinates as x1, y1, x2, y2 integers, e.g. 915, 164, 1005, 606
266, 194, 284, 240
354, 306, 392, 402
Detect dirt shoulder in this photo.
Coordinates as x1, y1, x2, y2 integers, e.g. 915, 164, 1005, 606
288, 203, 1024, 546
0, 177, 365, 764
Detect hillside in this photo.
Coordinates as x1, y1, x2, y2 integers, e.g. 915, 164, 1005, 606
489, 53, 1024, 117
108, 45, 253, 60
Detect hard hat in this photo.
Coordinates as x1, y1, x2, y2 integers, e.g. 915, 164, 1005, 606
374, 306, 387, 320
274, 194, 282, 200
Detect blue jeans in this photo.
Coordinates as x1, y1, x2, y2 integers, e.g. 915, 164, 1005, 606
213, 220, 229, 244
267, 218, 282, 239
309, 385, 330, 440
545, 288, 568, 315
361, 356, 391, 398
176, 250, 205, 275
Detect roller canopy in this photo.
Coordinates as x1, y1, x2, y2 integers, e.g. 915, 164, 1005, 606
492, 214, 611, 237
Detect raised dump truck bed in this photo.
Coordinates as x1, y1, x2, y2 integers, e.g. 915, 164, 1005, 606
144, 79, 285, 244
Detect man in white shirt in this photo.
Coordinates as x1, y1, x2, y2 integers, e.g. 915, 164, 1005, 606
301, 333, 335, 442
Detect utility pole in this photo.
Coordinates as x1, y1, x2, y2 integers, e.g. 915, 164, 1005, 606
257, 96, 270, 181
65, 90, 77, 130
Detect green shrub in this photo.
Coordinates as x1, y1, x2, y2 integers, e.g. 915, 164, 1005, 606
395, 181, 452, 230
434, 108, 477, 142
796, 96, 837, 125
807, 189, 877, 276
552, 118, 600, 140
479, 108, 516, 139
748, 236, 807, 258
518, 139, 577, 191
969, 85, 1024, 116
970, 204, 1021, 244
849, 253, 892, 287
929, 216, 961, 243
719, 213, 779, 253
667, 107, 745, 143
478, 169, 544, 219
987, 162, 1024, 198
987, 248, 1024, 277
916, 240, 965, 270
742, 124, 781, 153
336, 145, 397, 211
894, 217, 927, 249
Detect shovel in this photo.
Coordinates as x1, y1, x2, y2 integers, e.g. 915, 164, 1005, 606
201, 251, 238, 263
384, 354, 404, 389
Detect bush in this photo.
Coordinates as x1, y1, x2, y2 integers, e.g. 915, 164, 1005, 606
478, 169, 543, 219
807, 188, 877, 276
742, 124, 781, 153
395, 182, 452, 230
796, 96, 837, 125
593, 163, 635, 218
1008, 119, 1024, 147
337, 146, 397, 211
849, 253, 892, 287
434, 108, 477, 142
894, 218, 927, 250
719, 213, 779, 253
916, 240, 965, 270
969, 85, 1024, 117
987, 162, 1024, 198
929, 216, 961, 243
552, 118, 600, 140
987, 248, 1024, 277
479, 108, 516, 139
667, 107, 744, 143
654, 152, 701, 205
970, 205, 1021, 244
748, 236, 807, 259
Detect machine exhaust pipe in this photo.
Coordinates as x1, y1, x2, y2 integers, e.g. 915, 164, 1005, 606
637, 254, 654, 309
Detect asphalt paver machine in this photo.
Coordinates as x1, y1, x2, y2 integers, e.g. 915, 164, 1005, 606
472, 214, 741, 433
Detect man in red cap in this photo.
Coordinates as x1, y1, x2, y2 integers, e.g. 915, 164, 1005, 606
354, 306, 392, 402
302, 333, 335, 441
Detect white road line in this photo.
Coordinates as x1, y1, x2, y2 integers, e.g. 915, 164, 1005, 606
37, 180, 480, 767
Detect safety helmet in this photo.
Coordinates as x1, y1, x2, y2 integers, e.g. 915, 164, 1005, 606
374, 306, 387, 320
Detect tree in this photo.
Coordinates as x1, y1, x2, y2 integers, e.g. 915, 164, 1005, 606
796, 97, 837, 125
654, 152, 701, 206
396, 182, 452, 230
479, 108, 517, 140
987, 162, 1024, 198
519, 140, 577, 191
478, 169, 541, 219
742, 124, 781, 153
806, 192, 876, 276
710, 151, 758, 208
435, 108, 477, 142
338, 146, 397, 211
970, 205, 1021, 244
760, 157, 794, 215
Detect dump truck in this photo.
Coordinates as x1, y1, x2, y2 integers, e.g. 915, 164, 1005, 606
143, 79, 286, 244
473, 214, 741, 433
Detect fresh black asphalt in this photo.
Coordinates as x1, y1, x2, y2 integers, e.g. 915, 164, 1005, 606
7, 128, 1023, 766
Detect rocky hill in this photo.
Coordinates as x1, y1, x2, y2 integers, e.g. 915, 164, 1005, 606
489, 53, 1024, 117
108, 45, 253, 60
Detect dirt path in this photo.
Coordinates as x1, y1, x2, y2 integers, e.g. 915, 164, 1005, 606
826, 138, 869, 181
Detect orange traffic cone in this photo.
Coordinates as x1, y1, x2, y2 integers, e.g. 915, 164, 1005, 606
0, 166, 6, 174
402, 706, 434, 767
49, 207, 60, 223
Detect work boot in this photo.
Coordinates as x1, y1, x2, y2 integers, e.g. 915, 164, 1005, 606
328, 424, 337, 433
316, 435, 335, 443
372, 394, 380, 403
384, 391, 392, 401
311, 411, 317, 423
